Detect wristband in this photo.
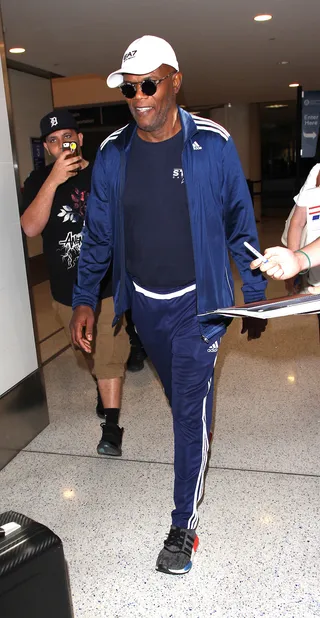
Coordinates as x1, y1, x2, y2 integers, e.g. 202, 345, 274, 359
295, 249, 311, 274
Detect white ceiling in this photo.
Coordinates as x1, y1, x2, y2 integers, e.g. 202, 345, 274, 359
2, 0, 320, 107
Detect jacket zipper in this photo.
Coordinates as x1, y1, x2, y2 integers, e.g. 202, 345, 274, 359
182, 144, 198, 309
117, 151, 126, 320
182, 144, 209, 344
225, 266, 234, 301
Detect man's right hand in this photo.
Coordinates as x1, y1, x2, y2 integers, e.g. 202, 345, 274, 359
49, 151, 82, 187
70, 306, 95, 353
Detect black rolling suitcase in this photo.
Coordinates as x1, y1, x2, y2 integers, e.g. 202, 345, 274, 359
0, 511, 74, 618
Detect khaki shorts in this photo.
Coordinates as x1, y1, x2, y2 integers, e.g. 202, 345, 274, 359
52, 297, 130, 380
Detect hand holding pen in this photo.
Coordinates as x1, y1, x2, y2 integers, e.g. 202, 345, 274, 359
249, 245, 309, 280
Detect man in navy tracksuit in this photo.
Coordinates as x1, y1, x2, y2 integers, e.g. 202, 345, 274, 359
71, 35, 267, 575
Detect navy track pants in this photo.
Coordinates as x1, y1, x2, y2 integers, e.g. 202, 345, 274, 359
131, 282, 222, 529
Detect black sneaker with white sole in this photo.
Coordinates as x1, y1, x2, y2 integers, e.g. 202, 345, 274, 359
97, 422, 123, 457
156, 526, 199, 575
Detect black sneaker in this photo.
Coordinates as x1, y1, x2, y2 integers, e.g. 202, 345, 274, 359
156, 526, 199, 575
97, 422, 123, 457
127, 344, 147, 372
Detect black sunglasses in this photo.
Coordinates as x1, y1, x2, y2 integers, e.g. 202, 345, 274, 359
119, 70, 177, 99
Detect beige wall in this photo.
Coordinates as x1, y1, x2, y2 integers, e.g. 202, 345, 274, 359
8, 69, 53, 186
52, 74, 122, 108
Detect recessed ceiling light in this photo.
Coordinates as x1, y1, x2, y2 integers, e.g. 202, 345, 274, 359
277, 61, 289, 65
289, 83, 299, 88
254, 14, 273, 22
265, 104, 288, 109
9, 47, 25, 54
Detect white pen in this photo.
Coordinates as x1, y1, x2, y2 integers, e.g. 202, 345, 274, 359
243, 241, 268, 263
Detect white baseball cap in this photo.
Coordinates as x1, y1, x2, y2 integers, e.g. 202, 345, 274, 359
107, 35, 179, 88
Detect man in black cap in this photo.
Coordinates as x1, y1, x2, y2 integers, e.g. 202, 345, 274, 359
21, 109, 132, 456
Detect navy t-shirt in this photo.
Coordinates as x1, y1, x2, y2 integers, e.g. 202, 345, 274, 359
123, 131, 195, 288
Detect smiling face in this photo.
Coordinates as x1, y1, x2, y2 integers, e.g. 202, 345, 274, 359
122, 64, 182, 141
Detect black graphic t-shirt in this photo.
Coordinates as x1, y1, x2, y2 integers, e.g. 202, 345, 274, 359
22, 163, 112, 306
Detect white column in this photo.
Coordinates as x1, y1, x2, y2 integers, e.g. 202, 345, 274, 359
0, 61, 38, 395
210, 104, 261, 220
249, 103, 262, 221
0, 9, 48, 469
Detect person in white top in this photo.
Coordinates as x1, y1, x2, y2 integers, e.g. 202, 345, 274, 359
251, 165, 320, 301
286, 164, 320, 293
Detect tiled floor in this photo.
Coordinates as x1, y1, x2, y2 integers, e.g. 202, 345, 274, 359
1, 218, 320, 617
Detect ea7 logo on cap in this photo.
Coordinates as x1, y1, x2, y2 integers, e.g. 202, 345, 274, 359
50, 116, 58, 128
123, 50, 137, 63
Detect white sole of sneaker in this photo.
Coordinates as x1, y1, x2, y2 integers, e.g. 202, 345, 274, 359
157, 535, 199, 575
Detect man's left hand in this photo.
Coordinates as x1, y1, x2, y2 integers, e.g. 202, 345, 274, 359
241, 317, 267, 340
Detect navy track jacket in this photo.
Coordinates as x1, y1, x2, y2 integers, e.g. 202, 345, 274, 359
73, 108, 267, 342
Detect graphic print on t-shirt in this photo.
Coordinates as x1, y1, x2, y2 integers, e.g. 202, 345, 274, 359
172, 168, 184, 183
57, 187, 88, 224
58, 231, 83, 269
57, 187, 89, 269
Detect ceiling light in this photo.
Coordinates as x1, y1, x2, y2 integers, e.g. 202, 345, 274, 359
9, 47, 25, 54
254, 14, 273, 22
289, 83, 299, 88
277, 61, 289, 65
265, 104, 288, 109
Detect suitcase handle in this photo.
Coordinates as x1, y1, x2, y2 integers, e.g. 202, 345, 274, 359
0, 522, 21, 537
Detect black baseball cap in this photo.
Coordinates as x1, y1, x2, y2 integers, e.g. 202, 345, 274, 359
40, 109, 79, 140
